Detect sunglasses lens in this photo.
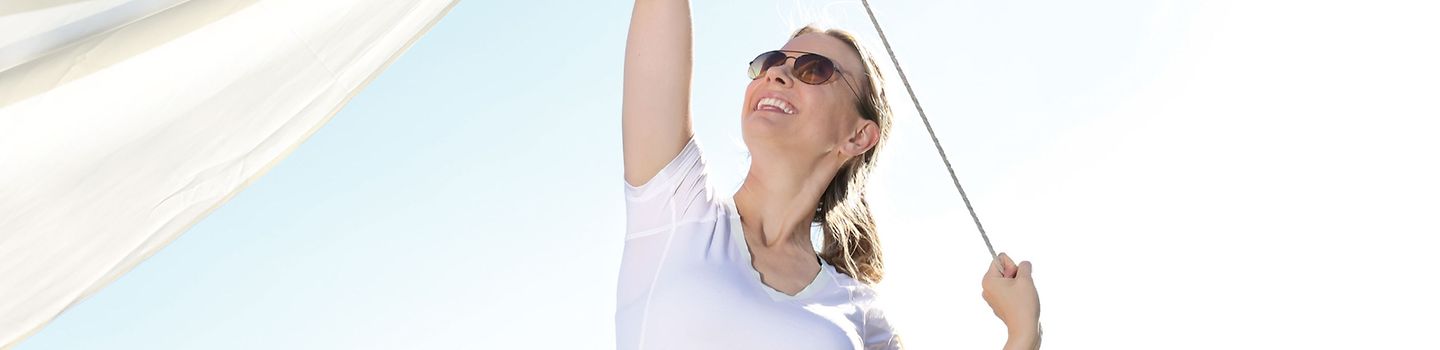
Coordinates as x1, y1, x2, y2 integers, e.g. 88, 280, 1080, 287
748, 51, 787, 79
747, 51, 838, 85
793, 54, 835, 85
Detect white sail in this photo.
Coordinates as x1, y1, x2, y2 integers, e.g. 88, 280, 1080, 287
0, 0, 457, 347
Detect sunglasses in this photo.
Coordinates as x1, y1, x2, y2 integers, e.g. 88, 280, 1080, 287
747, 50, 861, 98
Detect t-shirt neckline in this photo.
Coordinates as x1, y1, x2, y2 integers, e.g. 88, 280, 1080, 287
725, 197, 833, 302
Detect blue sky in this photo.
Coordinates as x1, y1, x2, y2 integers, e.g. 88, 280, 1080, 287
18, 0, 1439, 349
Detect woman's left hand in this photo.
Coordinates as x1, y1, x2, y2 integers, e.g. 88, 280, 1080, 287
982, 252, 1041, 346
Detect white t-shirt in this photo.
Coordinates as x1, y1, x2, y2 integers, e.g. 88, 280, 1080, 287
616, 138, 902, 350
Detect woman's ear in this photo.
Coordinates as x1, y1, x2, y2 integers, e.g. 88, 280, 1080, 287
841, 119, 879, 157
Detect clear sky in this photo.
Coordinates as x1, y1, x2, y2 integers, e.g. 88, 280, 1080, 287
18, 0, 1439, 349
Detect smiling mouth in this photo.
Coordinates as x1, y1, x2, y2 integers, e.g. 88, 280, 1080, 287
755, 97, 796, 115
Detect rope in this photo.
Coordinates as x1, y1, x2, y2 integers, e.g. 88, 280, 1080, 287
857, 0, 998, 265
859, 1, 1043, 341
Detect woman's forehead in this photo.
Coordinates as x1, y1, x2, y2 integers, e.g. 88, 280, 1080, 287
781, 33, 863, 72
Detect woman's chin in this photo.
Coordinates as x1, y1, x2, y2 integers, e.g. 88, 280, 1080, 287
741, 114, 782, 138
742, 110, 794, 131
741, 124, 797, 154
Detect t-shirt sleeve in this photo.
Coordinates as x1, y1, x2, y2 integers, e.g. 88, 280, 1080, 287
615, 137, 718, 334
861, 287, 904, 350
622, 137, 716, 240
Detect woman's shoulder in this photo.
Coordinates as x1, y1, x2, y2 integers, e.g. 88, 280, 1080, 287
824, 264, 885, 305
623, 137, 732, 239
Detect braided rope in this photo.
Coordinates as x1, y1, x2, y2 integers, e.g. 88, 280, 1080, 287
857, 0, 998, 263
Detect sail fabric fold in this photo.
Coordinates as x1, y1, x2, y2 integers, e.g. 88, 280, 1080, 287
0, 0, 457, 347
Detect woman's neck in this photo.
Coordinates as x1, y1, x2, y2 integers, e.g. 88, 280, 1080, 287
733, 154, 841, 254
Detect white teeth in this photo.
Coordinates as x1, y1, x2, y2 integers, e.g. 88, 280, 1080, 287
755, 97, 795, 114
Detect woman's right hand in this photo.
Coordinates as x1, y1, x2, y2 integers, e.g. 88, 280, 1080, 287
982, 252, 1041, 349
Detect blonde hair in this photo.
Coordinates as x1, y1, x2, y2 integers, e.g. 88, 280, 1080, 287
793, 25, 893, 285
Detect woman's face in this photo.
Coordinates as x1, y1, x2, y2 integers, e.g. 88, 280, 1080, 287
741, 33, 875, 165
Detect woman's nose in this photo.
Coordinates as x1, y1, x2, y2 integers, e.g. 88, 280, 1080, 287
763, 64, 793, 87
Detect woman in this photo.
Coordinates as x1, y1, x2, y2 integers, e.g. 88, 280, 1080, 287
617, 1, 1042, 349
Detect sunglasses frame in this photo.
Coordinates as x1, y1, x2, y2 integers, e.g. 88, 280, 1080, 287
748, 50, 863, 100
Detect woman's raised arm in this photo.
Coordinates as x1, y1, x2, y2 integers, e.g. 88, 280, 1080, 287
622, 0, 694, 186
